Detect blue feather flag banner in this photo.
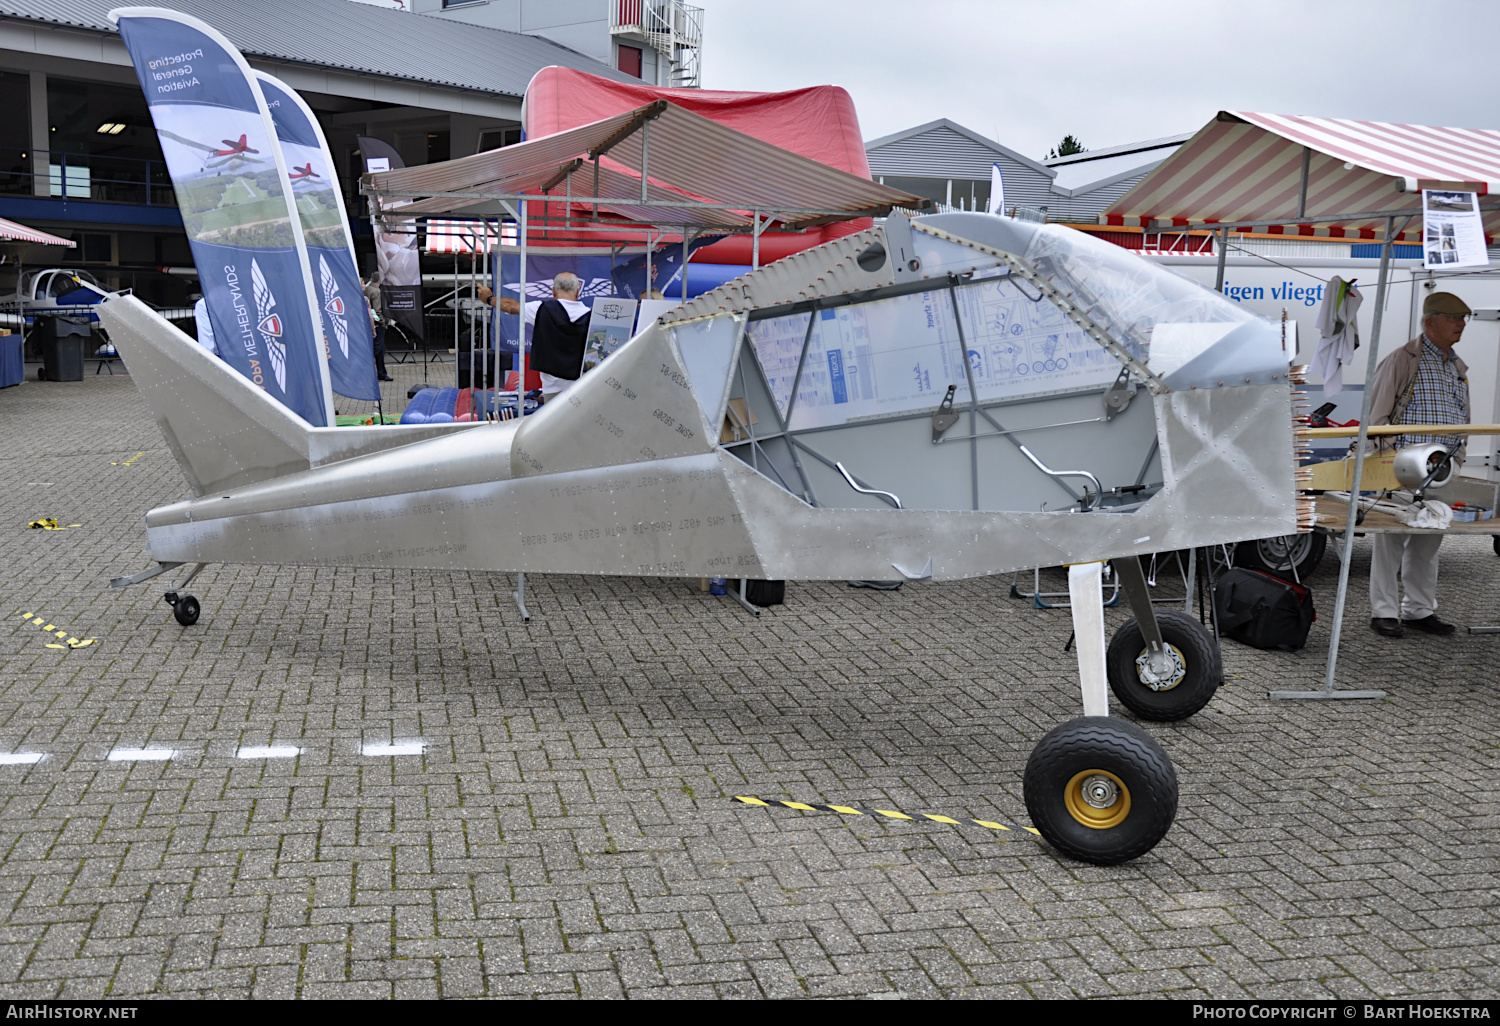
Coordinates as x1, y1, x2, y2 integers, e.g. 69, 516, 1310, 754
109, 6, 334, 425
256, 72, 380, 402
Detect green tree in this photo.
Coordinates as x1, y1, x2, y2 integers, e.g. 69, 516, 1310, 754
1046, 135, 1086, 159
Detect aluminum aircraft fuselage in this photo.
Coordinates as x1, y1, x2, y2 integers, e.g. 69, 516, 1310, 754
99, 213, 1304, 584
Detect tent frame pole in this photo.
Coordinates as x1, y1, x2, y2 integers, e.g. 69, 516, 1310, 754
517, 197, 527, 420
1214, 226, 1229, 291
1269, 215, 1402, 702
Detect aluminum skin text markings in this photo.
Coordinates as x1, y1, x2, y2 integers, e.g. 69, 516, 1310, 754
734, 796, 1042, 840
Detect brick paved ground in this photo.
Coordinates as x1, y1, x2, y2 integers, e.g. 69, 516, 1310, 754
0, 360, 1496, 999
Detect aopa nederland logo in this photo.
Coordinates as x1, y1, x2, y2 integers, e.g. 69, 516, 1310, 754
318, 254, 349, 358
250, 258, 289, 391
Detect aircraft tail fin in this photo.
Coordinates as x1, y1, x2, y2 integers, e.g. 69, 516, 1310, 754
97, 294, 314, 496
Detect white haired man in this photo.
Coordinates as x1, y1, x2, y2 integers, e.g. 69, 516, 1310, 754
476, 272, 588, 401
1365, 291, 1473, 638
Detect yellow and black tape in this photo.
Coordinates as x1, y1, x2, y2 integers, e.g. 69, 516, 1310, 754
16, 610, 96, 650
734, 796, 1041, 840
27, 519, 80, 531
110, 452, 144, 467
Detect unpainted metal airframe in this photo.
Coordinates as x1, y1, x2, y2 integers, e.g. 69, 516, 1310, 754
99, 211, 1309, 863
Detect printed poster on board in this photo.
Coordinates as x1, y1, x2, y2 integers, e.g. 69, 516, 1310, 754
580, 297, 637, 374
1422, 190, 1489, 269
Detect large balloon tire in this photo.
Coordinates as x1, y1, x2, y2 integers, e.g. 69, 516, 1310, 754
1023, 717, 1178, 866
1106, 609, 1222, 721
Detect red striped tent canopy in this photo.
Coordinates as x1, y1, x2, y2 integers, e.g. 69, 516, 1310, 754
0, 217, 73, 247
1102, 112, 1500, 242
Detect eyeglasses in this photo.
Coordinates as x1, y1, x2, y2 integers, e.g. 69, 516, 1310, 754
1432, 313, 1471, 324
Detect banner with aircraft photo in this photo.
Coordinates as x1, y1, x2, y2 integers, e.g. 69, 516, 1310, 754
110, 6, 334, 426
256, 72, 380, 402
357, 136, 425, 343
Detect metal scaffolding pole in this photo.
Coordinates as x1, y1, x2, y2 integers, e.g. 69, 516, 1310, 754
1270, 215, 1401, 701
517, 197, 527, 420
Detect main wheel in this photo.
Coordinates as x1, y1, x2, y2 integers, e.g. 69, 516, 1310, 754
1106, 609, 1222, 721
1236, 531, 1325, 580
1023, 717, 1178, 865
173, 595, 200, 627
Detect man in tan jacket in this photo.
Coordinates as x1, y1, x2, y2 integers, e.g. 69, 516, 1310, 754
1365, 291, 1472, 638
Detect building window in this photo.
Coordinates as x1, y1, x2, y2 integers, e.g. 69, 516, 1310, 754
618, 45, 643, 79
80, 233, 112, 263
476, 128, 522, 152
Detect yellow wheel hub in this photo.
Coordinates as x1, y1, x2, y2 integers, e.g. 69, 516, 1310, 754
1064, 769, 1131, 829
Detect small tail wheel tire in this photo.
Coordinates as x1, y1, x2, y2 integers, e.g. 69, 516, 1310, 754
1023, 716, 1178, 865
1106, 609, 1221, 721
1493, 536, 1500, 558
173, 595, 200, 627
1236, 532, 1326, 580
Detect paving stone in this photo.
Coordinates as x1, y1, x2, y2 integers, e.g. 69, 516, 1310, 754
0, 367, 1496, 999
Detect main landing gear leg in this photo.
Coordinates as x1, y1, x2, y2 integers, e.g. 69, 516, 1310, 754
1022, 561, 1180, 865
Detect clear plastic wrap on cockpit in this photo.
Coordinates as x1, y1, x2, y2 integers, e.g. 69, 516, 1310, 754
1023, 225, 1287, 389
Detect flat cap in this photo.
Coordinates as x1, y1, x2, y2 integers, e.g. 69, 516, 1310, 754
1424, 291, 1472, 316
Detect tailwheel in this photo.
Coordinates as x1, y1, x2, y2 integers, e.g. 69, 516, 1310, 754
164, 591, 200, 627
1023, 717, 1178, 865
1106, 609, 1221, 721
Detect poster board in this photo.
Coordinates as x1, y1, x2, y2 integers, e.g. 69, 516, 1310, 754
581, 297, 637, 374
1423, 190, 1489, 269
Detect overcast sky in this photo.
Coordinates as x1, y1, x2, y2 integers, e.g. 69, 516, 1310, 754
693, 0, 1500, 160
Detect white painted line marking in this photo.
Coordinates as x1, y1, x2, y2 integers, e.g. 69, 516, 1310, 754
236, 746, 302, 759
107, 748, 176, 762
362, 742, 426, 757
0, 753, 45, 765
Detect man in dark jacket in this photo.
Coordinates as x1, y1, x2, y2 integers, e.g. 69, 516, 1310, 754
476, 272, 589, 400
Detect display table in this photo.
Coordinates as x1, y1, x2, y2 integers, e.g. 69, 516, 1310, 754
0, 335, 21, 388
1315, 495, 1500, 536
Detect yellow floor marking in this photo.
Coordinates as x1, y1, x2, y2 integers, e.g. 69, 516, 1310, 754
15, 609, 96, 651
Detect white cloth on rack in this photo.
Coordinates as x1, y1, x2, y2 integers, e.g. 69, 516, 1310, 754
1311, 275, 1361, 399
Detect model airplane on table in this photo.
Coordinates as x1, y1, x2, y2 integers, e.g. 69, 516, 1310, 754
97, 212, 1305, 864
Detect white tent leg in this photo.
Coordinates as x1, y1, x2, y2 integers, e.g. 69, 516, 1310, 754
1068, 562, 1109, 717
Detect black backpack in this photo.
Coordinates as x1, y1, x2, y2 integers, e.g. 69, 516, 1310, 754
1213, 567, 1315, 651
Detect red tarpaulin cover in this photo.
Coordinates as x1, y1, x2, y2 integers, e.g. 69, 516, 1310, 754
524, 66, 875, 264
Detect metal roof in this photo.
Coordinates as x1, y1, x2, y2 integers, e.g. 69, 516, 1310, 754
0, 0, 632, 98
1104, 112, 1500, 238
368, 100, 927, 232
865, 119, 1052, 177
0, 217, 74, 246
